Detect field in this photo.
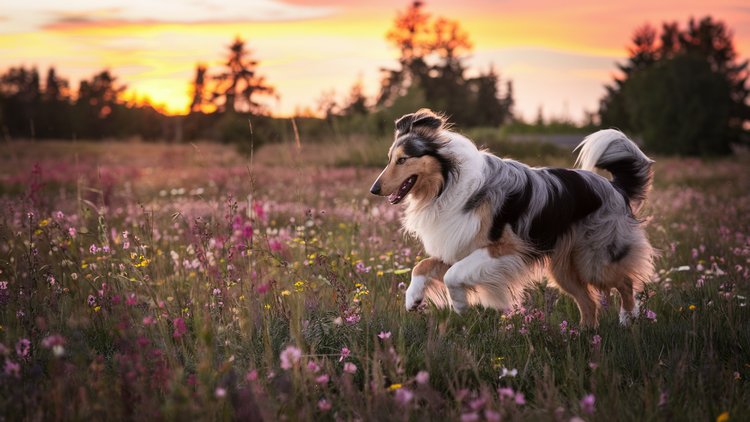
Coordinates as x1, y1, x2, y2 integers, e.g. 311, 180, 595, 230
0, 138, 748, 421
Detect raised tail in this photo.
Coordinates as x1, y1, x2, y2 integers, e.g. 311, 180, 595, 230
575, 129, 654, 210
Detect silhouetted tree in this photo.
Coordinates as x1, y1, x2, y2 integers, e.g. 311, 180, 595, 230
600, 16, 749, 155
189, 64, 209, 113
213, 37, 275, 114
74, 69, 126, 138
342, 78, 369, 116
0, 66, 41, 138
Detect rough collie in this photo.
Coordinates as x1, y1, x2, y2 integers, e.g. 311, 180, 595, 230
370, 109, 655, 327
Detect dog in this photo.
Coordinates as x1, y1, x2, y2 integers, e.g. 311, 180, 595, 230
370, 109, 655, 327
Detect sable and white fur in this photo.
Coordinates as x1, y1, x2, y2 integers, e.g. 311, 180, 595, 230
370, 109, 655, 326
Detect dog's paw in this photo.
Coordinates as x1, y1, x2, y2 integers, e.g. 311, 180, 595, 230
405, 276, 426, 311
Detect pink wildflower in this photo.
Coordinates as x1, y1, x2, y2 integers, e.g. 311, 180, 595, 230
580, 394, 596, 414
172, 317, 187, 338
378, 331, 391, 340
15, 338, 30, 358
279, 345, 302, 370
645, 309, 657, 321
339, 347, 350, 362
416, 370, 430, 385
318, 399, 332, 411
4, 360, 20, 378
315, 374, 330, 385
395, 388, 414, 405
343, 362, 357, 374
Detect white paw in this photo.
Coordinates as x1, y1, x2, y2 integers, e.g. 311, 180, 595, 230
405, 276, 426, 311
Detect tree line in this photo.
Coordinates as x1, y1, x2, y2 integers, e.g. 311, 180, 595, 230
0, 2, 747, 154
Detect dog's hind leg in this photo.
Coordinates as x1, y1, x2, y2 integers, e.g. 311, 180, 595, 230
443, 248, 528, 314
550, 265, 600, 328
406, 257, 450, 311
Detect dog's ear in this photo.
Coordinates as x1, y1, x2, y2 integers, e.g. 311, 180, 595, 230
395, 109, 444, 135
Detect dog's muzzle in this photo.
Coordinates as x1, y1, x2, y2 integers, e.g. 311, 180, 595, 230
370, 180, 382, 195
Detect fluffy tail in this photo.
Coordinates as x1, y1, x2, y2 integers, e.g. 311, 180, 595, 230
575, 129, 654, 209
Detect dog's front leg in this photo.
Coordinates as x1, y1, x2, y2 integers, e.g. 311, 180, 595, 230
406, 257, 450, 311
444, 248, 527, 314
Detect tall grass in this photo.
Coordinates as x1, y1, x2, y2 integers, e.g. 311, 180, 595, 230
0, 140, 747, 420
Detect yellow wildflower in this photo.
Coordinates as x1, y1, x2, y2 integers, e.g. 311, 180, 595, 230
688, 304, 697, 311
716, 411, 729, 422
294, 281, 305, 292
280, 290, 291, 296
39, 219, 49, 227
388, 383, 403, 391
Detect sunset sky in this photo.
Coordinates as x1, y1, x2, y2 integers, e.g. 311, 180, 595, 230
2, 0, 749, 122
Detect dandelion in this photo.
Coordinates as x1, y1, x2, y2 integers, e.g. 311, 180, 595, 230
416, 370, 429, 385
378, 331, 391, 340
318, 399, 332, 411
580, 394, 596, 414
279, 345, 302, 370
343, 362, 357, 374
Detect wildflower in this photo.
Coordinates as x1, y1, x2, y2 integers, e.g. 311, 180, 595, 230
68, 227, 76, 237
688, 304, 697, 311
460, 412, 480, 422
89, 244, 98, 254
41, 334, 65, 349
215, 387, 227, 398
416, 370, 429, 385
343, 362, 357, 374
515, 392, 526, 405
499, 367, 518, 378
39, 219, 49, 227
47, 275, 56, 285
645, 309, 657, 321
378, 331, 392, 340
0, 281, 7, 290
246, 369, 258, 382
395, 387, 414, 405
339, 347, 351, 362
102, 245, 110, 254
484, 409, 501, 422
498, 387, 515, 400
716, 412, 729, 422
307, 360, 320, 373
279, 345, 302, 370
318, 399, 332, 411
560, 320, 568, 333
592, 334, 602, 347
355, 261, 371, 273
15, 339, 30, 358
315, 374, 330, 385
123, 241, 130, 250
71, 273, 78, 281
212, 288, 222, 296
87, 295, 96, 307
294, 281, 305, 292
142, 316, 156, 325
388, 383, 403, 391
172, 317, 187, 338
4, 360, 20, 378
580, 394, 596, 414
658, 391, 668, 407
345, 313, 361, 325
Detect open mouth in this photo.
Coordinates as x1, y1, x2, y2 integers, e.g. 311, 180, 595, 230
388, 175, 417, 204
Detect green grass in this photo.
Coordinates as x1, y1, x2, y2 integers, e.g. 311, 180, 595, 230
0, 140, 747, 421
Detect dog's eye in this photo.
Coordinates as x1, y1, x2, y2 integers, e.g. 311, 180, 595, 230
396, 157, 407, 165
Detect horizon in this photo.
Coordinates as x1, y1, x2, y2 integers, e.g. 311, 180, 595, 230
2, 0, 749, 122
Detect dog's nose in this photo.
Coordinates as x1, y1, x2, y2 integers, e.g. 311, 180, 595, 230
370, 180, 381, 195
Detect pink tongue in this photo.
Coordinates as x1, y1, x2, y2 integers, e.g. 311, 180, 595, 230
388, 192, 399, 202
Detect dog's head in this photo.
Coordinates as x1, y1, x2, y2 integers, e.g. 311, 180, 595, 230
370, 109, 455, 205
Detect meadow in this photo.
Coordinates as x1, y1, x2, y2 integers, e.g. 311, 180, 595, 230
0, 136, 748, 421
